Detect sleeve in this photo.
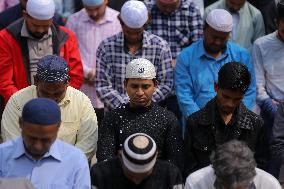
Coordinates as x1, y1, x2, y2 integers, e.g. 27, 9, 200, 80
251, 41, 270, 102
1, 96, 22, 141
184, 116, 198, 176
95, 44, 128, 110
96, 111, 118, 162
75, 96, 98, 161
252, 11, 265, 42
241, 52, 256, 110
164, 113, 184, 173
175, 53, 200, 117
62, 29, 84, 90
188, 4, 203, 43
152, 42, 173, 102
271, 103, 284, 161
254, 117, 269, 170
73, 153, 91, 189
0, 33, 19, 103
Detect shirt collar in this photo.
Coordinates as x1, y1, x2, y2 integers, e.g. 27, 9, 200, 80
21, 20, 52, 40
82, 7, 113, 25
11, 137, 62, 162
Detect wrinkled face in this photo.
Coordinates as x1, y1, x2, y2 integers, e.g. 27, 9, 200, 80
278, 19, 284, 42
204, 25, 230, 54
35, 80, 68, 103
20, 119, 59, 160
119, 18, 144, 45
85, 0, 108, 22
214, 84, 244, 115
124, 79, 157, 108
24, 13, 53, 39
226, 0, 246, 12
156, 0, 180, 15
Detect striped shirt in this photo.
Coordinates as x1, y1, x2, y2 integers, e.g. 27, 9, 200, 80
66, 7, 121, 108
95, 31, 173, 111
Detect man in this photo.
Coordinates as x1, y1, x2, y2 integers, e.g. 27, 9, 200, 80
185, 140, 281, 189
145, 0, 203, 62
204, 0, 265, 49
95, 0, 173, 112
184, 62, 268, 175
0, 0, 83, 104
175, 9, 256, 119
1, 55, 98, 160
0, 0, 64, 30
92, 133, 183, 188
252, 0, 284, 142
97, 58, 184, 171
0, 98, 90, 188
261, 0, 280, 34
66, 0, 121, 125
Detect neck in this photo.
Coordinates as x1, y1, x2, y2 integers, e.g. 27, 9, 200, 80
126, 42, 141, 54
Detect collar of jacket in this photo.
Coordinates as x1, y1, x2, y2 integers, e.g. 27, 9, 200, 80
197, 98, 254, 130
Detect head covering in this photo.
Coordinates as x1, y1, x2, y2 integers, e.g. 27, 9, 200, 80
36, 55, 69, 83
22, 98, 61, 125
125, 58, 156, 79
120, 0, 148, 29
122, 133, 157, 173
26, 0, 55, 20
82, 0, 104, 6
158, 0, 178, 4
206, 9, 233, 32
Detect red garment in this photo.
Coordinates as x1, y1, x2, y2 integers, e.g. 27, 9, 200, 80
0, 23, 83, 104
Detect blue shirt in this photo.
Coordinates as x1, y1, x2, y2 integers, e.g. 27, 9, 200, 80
0, 137, 91, 189
175, 39, 256, 117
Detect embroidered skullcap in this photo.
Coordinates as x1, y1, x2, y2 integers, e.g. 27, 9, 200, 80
36, 55, 69, 83
122, 133, 157, 173
22, 98, 61, 125
27, 0, 55, 20
120, 0, 148, 28
206, 9, 233, 32
82, 0, 104, 6
125, 58, 156, 79
158, 0, 178, 4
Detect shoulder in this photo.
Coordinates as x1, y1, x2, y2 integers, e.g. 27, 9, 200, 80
106, 7, 119, 16
91, 158, 120, 179
152, 104, 178, 121
0, 138, 21, 158
99, 32, 122, 47
254, 168, 282, 189
227, 41, 250, 56
185, 166, 215, 188
67, 86, 91, 101
67, 9, 85, 21
55, 140, 87, 161
179, 40, 201, 57
240, 104, 264, 127
8, 86, 35, 109
246, 2, 262, 16
144, 31, 169, 45
253, 33, 275, 47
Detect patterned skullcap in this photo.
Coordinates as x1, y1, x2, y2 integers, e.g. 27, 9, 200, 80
206, 9, 233, 32
122, 133, 157, 173
82, 0, 104, 6
120, 0, 148, 28
22, 98, 61, 125
36, 55, 69, 83
125, 58, 156, 79
27, 0, 55, 20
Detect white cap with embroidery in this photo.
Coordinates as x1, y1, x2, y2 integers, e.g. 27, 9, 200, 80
120, 0, 148, 29
125, 58, 156, 80
206, 9, 233, 32
27, 0, 55, 20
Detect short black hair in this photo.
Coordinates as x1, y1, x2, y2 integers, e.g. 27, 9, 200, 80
211, 140, 256, 189
218, 62, 251, 93
277, 0, 284, 21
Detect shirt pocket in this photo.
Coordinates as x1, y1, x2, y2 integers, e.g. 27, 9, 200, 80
58, 120, 80, 145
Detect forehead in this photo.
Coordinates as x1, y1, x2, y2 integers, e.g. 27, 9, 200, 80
226, 0, 246, 5
22, 122, 59, 138
27, 15, 53, 26
206, 25, 230, 37
126, 78, 154, 85
220, 88, 244, 98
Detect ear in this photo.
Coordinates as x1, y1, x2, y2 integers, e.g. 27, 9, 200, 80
214, 83, 218, 93
124, 80, 128, 89
19, 117, 24, 130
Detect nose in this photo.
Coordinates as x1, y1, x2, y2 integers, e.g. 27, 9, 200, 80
33, 139, 44, 152
136, 88, 144, 96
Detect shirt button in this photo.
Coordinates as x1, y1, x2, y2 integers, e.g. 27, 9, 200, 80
204, 147, 208, 151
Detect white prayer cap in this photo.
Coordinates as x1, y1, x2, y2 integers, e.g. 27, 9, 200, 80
120, 0, 148, 29
125, 58, 156, 80
26, 0, 55, 20
82, 0, 104, 6
206, 9, 233, 32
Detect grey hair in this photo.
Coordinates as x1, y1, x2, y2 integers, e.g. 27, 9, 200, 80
211, 140, 256, 189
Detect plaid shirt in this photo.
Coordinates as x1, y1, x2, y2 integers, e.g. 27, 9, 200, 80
95, 31, 173, 111
145, 0, 203, 59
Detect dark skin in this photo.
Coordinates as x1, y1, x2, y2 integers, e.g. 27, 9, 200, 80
34, 76, 68, 103
156, 0, 181, 15
19, 118, 59, 160
226, 0, 246, 12
214, 83, 244, 125
85, 0, 108, 22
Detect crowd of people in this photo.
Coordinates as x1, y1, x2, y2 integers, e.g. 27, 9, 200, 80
0, 0, 284, 188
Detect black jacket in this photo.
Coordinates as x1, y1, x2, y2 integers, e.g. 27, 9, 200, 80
184, 98, 269, 175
